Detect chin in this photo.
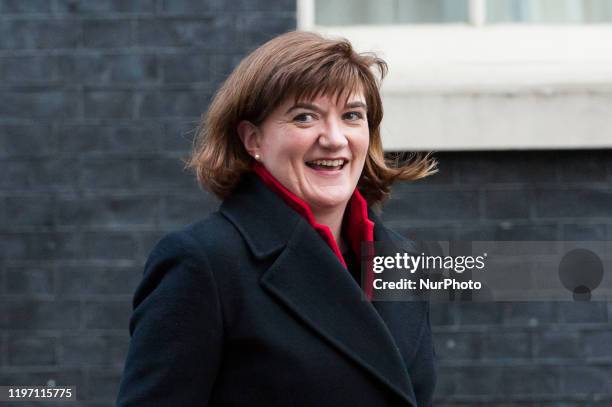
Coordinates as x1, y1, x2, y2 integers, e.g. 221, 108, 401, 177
308, 192, 351, 209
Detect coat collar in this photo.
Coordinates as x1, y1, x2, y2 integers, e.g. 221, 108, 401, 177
251, 161, 375, 272
219, 171, 422, 406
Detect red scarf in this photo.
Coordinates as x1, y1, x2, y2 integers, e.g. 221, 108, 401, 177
252, 161, 375, 301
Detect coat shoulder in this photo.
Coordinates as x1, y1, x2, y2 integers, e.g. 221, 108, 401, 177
137, 211, 249, 303
146, 211, 245, 267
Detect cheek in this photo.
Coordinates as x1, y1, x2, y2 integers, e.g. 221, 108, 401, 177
284, 132, 317, 159
262, 130, 312, 162
354, 131, 370, 158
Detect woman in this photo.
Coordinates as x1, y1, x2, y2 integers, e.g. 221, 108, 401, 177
116, 31, 437, 406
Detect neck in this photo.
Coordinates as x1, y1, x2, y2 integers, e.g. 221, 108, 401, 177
311, 203, 348, 251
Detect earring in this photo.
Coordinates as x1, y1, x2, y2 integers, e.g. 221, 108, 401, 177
254, 153, 260, 160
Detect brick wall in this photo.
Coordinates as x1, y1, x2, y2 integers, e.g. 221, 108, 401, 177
384, 151, 612, 405
1, 1, 610, 406
0, 1, 294, 405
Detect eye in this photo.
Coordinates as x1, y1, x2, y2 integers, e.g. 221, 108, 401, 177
343, 111, 364, 121
293, 112, 317, 123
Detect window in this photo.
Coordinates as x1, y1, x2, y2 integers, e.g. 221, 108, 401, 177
308, 0, 612, 26
298, 0, 612, 150
315, 0, 469, 25
486, 0, 612, 23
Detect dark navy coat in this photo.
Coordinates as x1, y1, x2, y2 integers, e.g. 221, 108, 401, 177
116, 171, 436, 406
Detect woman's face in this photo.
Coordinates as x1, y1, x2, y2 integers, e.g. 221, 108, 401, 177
251, 91, 370, 212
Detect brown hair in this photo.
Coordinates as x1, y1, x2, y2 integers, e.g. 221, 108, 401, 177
186, 30, 437, 206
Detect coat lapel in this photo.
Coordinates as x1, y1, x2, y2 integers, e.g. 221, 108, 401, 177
220, 173, 421, 406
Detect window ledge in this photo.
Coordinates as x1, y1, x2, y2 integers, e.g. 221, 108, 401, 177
313, 25, 612, 93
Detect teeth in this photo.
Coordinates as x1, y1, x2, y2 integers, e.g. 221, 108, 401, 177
308, 159, 345, 167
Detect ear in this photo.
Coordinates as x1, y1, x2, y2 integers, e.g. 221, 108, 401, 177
237, 120, 262, 158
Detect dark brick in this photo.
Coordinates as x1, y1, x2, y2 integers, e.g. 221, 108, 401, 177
57, 266, 140, 297
431, 365, 456, 397
452, 365, 502, 395
59, 335, 128, 367
220, 0, 296, 11
393, 225, 456, 241
56, 196, 160, 227
502, 302, 557, 325
60, 336, 107, 365
0, 300, 80, 329
583, 330, 612, 358
138, 89, 212, 118
84, 90, 134, 119
0, 124, 55, 155
383, 190, 479, 221
86, 368, 123, 400
456, 303, 503, 326
482, 331, 530, 359
8, 335, 56, 365
25, 157, 81, 190
236, 14, 294, 49
0, 56, 59, 82
160, 193, 218, 226
5, 267, 54, 295
535, 188, 612, 218
2, 231, 137, 261
79, 157, 138, 189
83, 300, 131, 329
484, 189, 532, 219
561, 366, 612, 395
1, 159, 32, 190
433, 331, 481, 360
5, 195, 55, 226
0, 232, 28, 261
562, 224, 608, 240
82, 19, 132, 47
448, 364, 562, 398
160, 0, 221, 13
481, 222, 559, 240
0, 0, 52, 13
0, 19, 81, 49
497, 365, 561, 395
0, 90, 79, 119
162, 120, 198, 151
54, 0, 156, 13
209, 53, 241, 83
59, 53, 158, 83
161, 52, 212, 83
558, 301, 608, 324
136, 17, 235, 48
534, 330, 581, 359
79, 231, 139, 261
56, 123, 163, 153
455, 151, 558, 185
135, 156, 199, 190
558, 150, 610, 183
453, 223, 498, 240
429, 303, 457, 326
0, 334, 5, 366
0, 368, 84, 389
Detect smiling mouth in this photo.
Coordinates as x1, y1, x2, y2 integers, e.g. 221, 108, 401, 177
305, 159, 347, 171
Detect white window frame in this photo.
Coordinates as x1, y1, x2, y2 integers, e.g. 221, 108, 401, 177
298, 0, 612, 151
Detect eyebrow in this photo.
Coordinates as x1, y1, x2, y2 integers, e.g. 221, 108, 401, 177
285, 101, 368, 114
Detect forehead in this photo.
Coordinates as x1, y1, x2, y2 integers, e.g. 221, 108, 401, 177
289, 88, 367, 107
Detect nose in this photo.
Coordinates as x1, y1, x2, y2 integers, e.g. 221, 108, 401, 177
318, 116, 348, 149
